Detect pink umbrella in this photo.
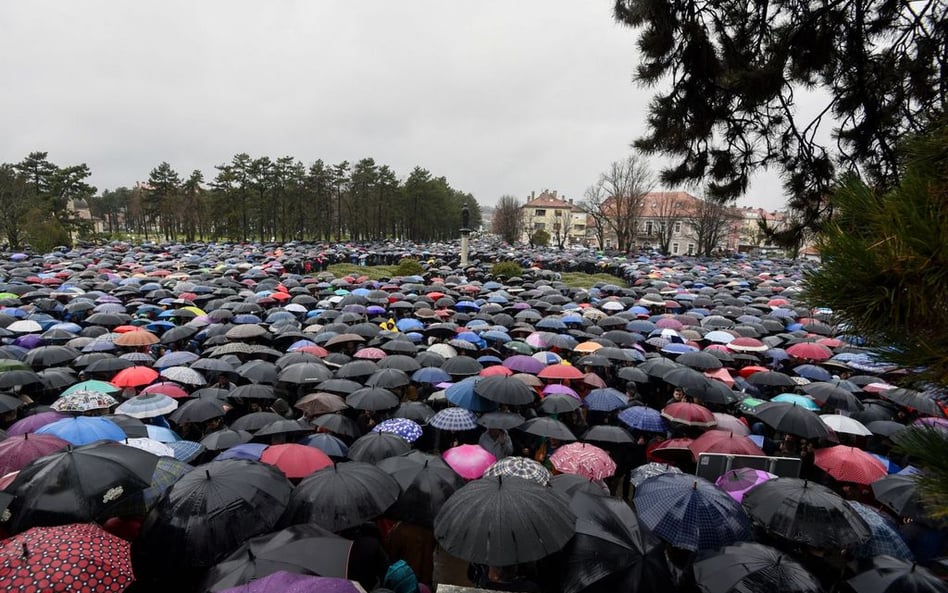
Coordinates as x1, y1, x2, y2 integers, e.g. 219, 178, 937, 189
705, 368, 735, 387
0, 433, 70, 476
353, 348, 387, 360
550, 442, 617, 480
141, 382, 190, 399
715, 467, 777, 502
442, 444, 496, 480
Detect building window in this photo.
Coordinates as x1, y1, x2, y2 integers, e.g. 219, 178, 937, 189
534, 222, 546, 230
672, 242, 679, 254
687, 243, 695, 255
534, 209, 546, 217
645, 222, 653, 235
675, 222, 682, 233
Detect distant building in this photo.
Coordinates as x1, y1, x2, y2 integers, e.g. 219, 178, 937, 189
520, 190, 586, 246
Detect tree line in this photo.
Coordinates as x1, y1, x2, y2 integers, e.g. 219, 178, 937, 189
0, 152, 481, 250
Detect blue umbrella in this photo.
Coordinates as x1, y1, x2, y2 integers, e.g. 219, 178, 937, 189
411, 367, 452, 384
849, 501, 914, 560
153, 350, 199, 369
299, 433, 349, 458
429, 407, 478, 431
35, 416, 126, 445
167, 440, 204, 463
146, 425, 182, 443
396, 318, 424, 332
445, 378, 497, 412
373, 418, 424, 442
634, 473, 753, 551
793, 364, 833, 382
216, 443, 268, 461
771, 394, 821, 411
583, 388, 629, 412
617, 406, 668, 433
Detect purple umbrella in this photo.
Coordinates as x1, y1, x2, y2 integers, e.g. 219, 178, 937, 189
218, 571, 361, 593
215, 443, 268, 461
715, 467, 777, 502
6, 411, 66, 436
0, 433, 70, 475
13, 334, 44, 349
502, 354, 545, 375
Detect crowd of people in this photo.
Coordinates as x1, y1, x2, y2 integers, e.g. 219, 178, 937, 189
0, 240, 945, 593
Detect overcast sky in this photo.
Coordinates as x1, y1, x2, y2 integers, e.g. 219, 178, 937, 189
1, 0, 787, 211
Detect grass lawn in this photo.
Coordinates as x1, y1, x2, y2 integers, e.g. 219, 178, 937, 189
326, 264, 626, 290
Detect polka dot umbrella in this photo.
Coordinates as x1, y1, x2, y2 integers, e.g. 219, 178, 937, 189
0, 523, 135, 593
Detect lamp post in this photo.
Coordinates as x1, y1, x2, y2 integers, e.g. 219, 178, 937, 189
460, 202, 471, 267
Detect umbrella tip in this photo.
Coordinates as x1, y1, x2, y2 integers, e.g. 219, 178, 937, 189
693, 480, 698, 491
205, 469, 211, 480
21, 543, 28, 559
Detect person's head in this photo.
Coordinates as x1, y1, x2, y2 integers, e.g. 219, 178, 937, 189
672, 388, 686, 401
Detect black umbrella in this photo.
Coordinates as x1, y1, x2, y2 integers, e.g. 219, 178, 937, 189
848, 554, 948, 593
852, 400, 897, 424
283, 461, 400, 532
254, 419, 312, 439
231, 411, 284, 433
474, 375, 536, 406
0, 369, 45, 390
866, 420, 906, 438
871, 474, 924, 519
802, 382, 864, 412
583, 425, 634, 444
693, 542, 822, 593
23, 345, 81, 368
200, 524, 353, 592
676, 351, 724, 371
746, 371, 797, 388
348, 431, 411, 463
881, 388, 945, 417
478, 411, 526, 430
377, 354, 421, 373
365, 368, 411, 389
346, 387, 399, 411
4, 441, 157, 533
107, 414, 149, 438
434, 475, 576, 566
377, 450, 465, 528
639, 357, 682, 378
317, 378, 363, 395
0, 392, 24, 414
551, 473, 611, 499
688, 379, 740, 406
392, 401, 436, 424
168, 398, 227, 424
236, 360, 278, 385
520, 416, 577, 441
85, 357, 136, 375
441, 356, 483, 378
561, 490, 671, 593
229, 384, 276, 401
663, 366, 713, 391
277, 362, 333, 385
538, 393, 583, 415
310, 413, 362, 440
201, 428, 253, 451
335, 360, 378, 379
742, 477, 871, 549
754, 402, 832, 440
617, 366, 650, 384
133, 459, 293, 578
160, 325, 198, 345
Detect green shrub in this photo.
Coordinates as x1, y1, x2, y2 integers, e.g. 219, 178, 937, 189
491, 261, 523, 279
395, 258, 425, 276
530, 229, 550, 247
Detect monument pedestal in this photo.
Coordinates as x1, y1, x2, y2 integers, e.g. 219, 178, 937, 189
460, 229, 471, 267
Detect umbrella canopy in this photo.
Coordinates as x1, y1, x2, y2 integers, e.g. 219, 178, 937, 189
821, 414, 873, 436
345, 387, 399, 411
35, 416, 126, 446
633, 473, 752, 551
484, 456, 552, 486
715, 467, 777, 503
169, 398, 227, 424
283, 462, 400, 532
689, 431, 765, 459
372, 417, 423, 442
260, 443, 333, 479
434, 475, 575, 566
4, 441, 158, 533
618, 406, 668, 433
0, 433, 70, 476
881, 388, 945, 417
754, 402, 832, 440
474, 374, 536, 406
693, 542, 822, 593
814, 445, 887, 485
742, 477, 871, 549
847, 555, 948, 593
429, 407, 478, 432
442, 444, 497, 480
133, 459, 293, 576
115, 392, 178, 419
377, 450, 465, 528
50, 390, 118, 413
214, 571, 360, 593
521, 416, 577, 441
200, 525, 353, 592
871, 474, 924, 519
550, 442, 617, 480
0, 523, 135, 593
347, 431, 411, 464
661, 402, 717, 427
849, 501, 915, 561
111, 365, 160, 388
538, 364, 585, 381
561, 490, 672, 593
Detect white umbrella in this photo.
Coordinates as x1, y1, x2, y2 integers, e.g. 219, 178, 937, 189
115, 393, 179, 419
122, 437, 175, 457
821, 414, 873, 436
160, 366, 207, 386
7, 320, 43, 333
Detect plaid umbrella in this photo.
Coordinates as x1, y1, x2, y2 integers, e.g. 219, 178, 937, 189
583, 388, 629, 412
372, 418, 424, 442
51, 390, 119, 413
0, 523, 134, 592
429, 407, 478, 431
634, 473, 753, 551
629, 462, 683, 487
550, 442, 617, 480
848, 501, 914, 560
618, 406, 669, 433
483, 456, 552, 486
110, 455, 193, 516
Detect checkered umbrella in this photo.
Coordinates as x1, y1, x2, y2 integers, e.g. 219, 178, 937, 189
51, 391, 119, 413
484, 456, 552, 486
583, 388, 629, 412
848, 501, 914, 560
429, 407, 478, 431
372, 418, 424, 442
550, 442, 617, 480
629, 462, 683, 487
618, 406, 668, 433
633, 473, 752, 551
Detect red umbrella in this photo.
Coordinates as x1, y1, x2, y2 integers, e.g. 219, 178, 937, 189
813, 445, 887, 485
259, 444, 333, 479
538, 364, 585, 381
648, 438, 694, 464
661, 402, 717, 427
688, 431, 765, 460
479, 366, 513, 377
727, 338, 768, 353
111, 366, 159, 388
0, 523, 135, 592
0, 434, 70, 476
737, 365, 770, 379
786, 343, 833, 361
549, 442, 617, 480
140, 382, 190, 399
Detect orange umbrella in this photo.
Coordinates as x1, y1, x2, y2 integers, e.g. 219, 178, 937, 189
113, 330, 159, 347
538, 364, 584, 381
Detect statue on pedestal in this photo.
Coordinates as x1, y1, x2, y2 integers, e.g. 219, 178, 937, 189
461, 202, 471, 231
